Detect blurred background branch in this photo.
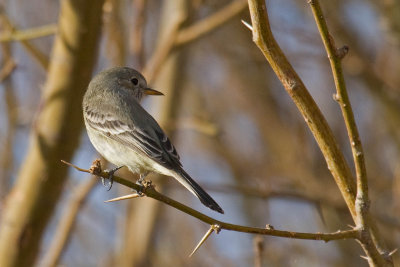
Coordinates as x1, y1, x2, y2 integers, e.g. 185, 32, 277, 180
0, 24, 57, 42
0, 0, 105, 266
39, 176, 97, 267
0, 10, 49, 69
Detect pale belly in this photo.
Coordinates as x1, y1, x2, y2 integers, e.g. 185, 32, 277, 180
86, 125, 174, 177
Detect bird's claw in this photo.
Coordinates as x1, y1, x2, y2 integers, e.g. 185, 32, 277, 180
102, 166, 123, 191
137, 173, 147, 185
135, 176, 152, 196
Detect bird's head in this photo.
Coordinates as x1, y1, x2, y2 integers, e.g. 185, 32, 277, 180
96, 67, 163, 102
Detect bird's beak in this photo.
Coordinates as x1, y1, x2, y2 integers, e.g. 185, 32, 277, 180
143, 87, 164, 96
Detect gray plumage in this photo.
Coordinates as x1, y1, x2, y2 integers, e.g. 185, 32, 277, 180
83, 67, 224, 214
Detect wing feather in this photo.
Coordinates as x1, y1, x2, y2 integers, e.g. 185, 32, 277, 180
84, 108, 181, 167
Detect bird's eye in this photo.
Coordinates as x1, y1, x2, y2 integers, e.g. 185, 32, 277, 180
131, 78, 139, 85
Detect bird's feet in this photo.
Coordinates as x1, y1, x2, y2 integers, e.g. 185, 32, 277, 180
136, 173, 148, 186
102, 166, 123, 191
135, 173, 151, 195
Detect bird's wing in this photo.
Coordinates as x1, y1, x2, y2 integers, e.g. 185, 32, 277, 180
84, 108, 181, 168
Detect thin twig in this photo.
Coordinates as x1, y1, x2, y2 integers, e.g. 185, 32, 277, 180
0, 43, 17, 199
40, 177, 97, 267
175, 0, 247, 46
307, 1, 390, 266
0, 59, 16, 83
253, 236, 263, 267
62, 160, 359, 242
0, 12, 49, 70
131, 0, 147, 69
104, 0, 126, 66
308, 0, 369, 230
142, 11, 186, 84
0, 24, 57, 42
143, 0, 247, 83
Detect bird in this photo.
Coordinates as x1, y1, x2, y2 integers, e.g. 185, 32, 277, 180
82, 67, 224, 214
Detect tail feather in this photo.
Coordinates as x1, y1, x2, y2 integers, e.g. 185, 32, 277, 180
173, 168, 224, 214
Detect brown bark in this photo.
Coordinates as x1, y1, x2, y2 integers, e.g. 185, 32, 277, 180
0, 0, 105, 266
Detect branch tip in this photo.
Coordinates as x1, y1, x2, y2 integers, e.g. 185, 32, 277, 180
61, 160, 90, 174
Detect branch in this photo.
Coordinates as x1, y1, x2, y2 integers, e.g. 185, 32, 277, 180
175, 0, 247, 46
40, 178, 97, 267
253, 236, 264, 267
308, 1, 392, 266
130, 0, 147, 69
0, 11, 49, 70
246, 0, 357, 217
246, 0, 392, 265
0, 24, 57, 42
0, 59, 16, 82
62, 160, 359, 242
143, 0, 247, 83
0, 43, 17, 199
141, 9, 186, 84
0, 1, 105, 265
308, 0, 369, 229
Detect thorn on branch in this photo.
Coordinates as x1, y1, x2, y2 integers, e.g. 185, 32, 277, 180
332, 93, 340, 102
360, 255, 369, 261
104, 193, 141, 203
388, 248, 398, 257
241, 20, 253, 31
347, 224, 357, 230
265, 224, 274, 230
189, 224, 221, 257
336, 45, 349, 59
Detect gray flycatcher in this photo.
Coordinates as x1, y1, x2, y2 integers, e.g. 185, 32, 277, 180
83, 67, 224, 214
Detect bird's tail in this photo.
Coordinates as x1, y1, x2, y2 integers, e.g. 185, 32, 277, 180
173, 168, 224, 214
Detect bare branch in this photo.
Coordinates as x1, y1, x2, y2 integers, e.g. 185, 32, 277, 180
130, 0, 147, 69
0, 59, 16, 83
63, 160, 360, 242
253, 236, 263, 267
0, 1, 105, 265
246, 0, 357, 218
308, 1, 392, 266
247, 0, 392, 265
175, 0, 247, 46
0, 24, 57, 42
40, 178, 97, 267
0, 12, 49, 70
308, 0, 369, 229
141, 10, 186, 84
